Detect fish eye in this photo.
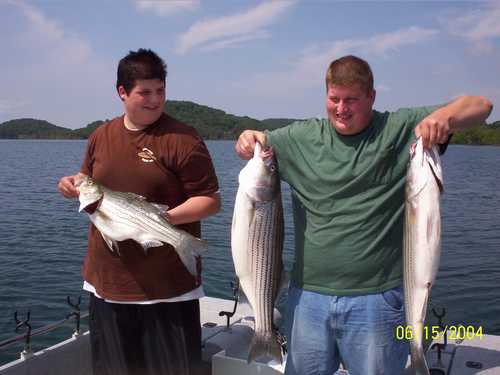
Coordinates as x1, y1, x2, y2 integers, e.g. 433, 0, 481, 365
270, 165, 276, 172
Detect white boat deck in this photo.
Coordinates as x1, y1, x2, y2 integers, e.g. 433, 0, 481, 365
1, 296, 499, 375
0, 297, 284, 375
424, 334, 500, 374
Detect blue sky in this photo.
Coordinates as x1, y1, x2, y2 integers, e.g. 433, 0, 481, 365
1, 0, 499, 129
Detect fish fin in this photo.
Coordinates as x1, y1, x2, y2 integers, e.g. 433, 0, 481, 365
247, 332, 283, 364
410, 289, 432, 374
176, 235, 208, 276
100, 232, 120, 254
140, 240, 164, 251
410, 341, 430, 375
419, 285, 431, 324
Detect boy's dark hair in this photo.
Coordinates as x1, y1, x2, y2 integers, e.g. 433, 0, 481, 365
116, 49, 167, 94
326, 55, 374, 94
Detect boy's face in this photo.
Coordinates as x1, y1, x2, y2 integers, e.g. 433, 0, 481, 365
118, 79, 166, 128
326, 83, 376, 135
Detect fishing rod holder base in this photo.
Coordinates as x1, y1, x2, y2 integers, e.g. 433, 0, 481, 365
20, 349, 34, 361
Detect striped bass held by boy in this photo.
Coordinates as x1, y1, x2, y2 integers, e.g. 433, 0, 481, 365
231, 142, 284, 364
77, 175, 207, 277
404, 137, 444, 375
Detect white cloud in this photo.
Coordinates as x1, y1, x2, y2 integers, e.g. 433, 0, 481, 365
11, 0, 92, 64
244, 26, 438, 93
441, 2, 500, 44
16, 0, 63, 39
134, 0, 200, 16
200, 30, 270, 52
176, 1, 295, 54
300, 26, 437, 67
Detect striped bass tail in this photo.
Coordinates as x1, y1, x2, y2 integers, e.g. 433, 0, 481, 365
247, 331, 283, 364
410, 342, 430, 375
176, 235, 208, 276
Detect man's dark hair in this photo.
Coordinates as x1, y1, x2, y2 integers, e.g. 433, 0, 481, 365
326, 55, 374, 94
116, 49, 167, 94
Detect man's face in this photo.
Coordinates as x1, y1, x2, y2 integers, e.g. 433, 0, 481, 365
326, 83, 376, 135
118, 79, 166, 128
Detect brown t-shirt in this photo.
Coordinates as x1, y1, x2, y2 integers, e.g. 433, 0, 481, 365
80, 113, 219, 301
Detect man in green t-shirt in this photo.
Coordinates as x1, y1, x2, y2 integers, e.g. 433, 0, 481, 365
235, 55, 492, 375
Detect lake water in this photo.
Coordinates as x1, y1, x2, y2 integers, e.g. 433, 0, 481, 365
0, 139, 499, 364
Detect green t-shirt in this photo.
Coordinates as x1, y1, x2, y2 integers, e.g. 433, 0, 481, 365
267, 107, 437, 296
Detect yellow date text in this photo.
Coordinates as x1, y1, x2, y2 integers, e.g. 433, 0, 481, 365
395, 325, 484, 341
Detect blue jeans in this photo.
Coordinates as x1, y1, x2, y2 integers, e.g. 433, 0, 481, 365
284, 285, 408, 375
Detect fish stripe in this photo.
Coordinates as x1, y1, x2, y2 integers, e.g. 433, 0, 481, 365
247, 197, 283, 334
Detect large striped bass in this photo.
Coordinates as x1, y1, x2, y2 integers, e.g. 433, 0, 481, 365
77, 175, 207, 276
231, 142, 284, 363
404, 138, 443, 375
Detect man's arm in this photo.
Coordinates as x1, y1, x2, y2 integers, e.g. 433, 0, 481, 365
415, 95, 493, 148
165, 193, 221, 225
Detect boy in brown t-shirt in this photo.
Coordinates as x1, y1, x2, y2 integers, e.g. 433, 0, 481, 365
58, 48, 220, 375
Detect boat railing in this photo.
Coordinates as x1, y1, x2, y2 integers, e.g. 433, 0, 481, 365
0, 296, 88, 359
0, 285, 242, 360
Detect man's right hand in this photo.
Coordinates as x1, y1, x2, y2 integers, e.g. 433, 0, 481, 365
58, 173, 85, 199
234, 130, 267, 160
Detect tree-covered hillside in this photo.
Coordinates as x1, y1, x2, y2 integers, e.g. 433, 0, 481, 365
450, 121, 500, 145
0, 119, 80, 139
0, 101, 294, 140
164, 100, 289, 139
165, 100, 261, 139
1, 103, 499, 145
73, 120, 106, 139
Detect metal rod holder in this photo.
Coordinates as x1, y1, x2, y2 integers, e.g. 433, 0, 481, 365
219, 280, 240, 328
66, 295, 82, 336
431, 306, 447, 361
14, 310, 32, 356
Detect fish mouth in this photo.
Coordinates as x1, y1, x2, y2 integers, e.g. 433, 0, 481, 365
78, 196, 103, 213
